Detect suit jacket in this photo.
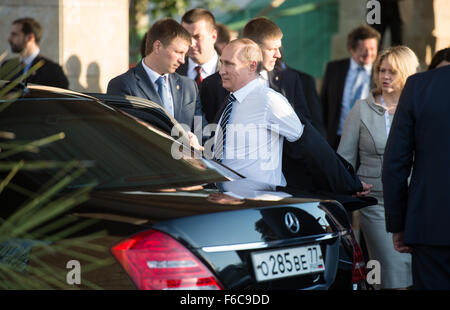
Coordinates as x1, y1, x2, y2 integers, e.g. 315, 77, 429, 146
107, 61, 207, 130
1, 55, 69, 89
321, 58, 351, 149
337, 92, 388, 193
200, 67, 312, 124
281, 118, 376, 212
292, 68, 326, 137
382, 66, 450, 245
321, 58, 375, 149
282, 118, 365, 194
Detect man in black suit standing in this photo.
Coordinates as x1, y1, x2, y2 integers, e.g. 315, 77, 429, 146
278, 57, 326, 137
382, 66, 450, 290
177, 8, 220, 88
321, 25, 380, 149
2, 17, 69, 89
295, 69, 326, 137
107, 18, 207, 133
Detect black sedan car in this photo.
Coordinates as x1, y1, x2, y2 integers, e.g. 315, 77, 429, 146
0, 84, 370, 290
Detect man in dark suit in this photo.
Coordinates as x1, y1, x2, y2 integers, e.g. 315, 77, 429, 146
107, 18, 207, 133
321, 25, 380, 149
176, 8, 220, 87
382, 66, 450, 290
2, 17, 69, 89
295, 69, 326, 137
278, 58, 326, 137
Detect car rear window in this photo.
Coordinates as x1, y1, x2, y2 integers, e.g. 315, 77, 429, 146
0, 96, 226, 190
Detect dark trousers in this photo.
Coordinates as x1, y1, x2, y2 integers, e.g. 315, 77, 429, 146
370, 0, 403, 46
412, 245, 450, 290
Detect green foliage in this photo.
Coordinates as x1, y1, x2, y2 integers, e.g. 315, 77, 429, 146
0, 52, 113, 289
129, 0, 238, 64
145, 0, 233, 19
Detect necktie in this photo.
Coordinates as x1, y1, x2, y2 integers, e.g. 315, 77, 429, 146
350, 66, 365, 109
194, 66, 203, 87
155, 76, 173, 116
214, 93, 237, 162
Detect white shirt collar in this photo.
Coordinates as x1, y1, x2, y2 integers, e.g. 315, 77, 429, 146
21, 48, 40, 66
187, 51, 218, 77
258, 70, 270, 86
259, 70, 269, 81
259, 70, 269, 80
350, 57, 373, 73
141, 59, 168, 84
232, 78, 260, 104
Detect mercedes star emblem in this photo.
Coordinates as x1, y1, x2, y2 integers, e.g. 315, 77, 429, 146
284, 212, 300, 233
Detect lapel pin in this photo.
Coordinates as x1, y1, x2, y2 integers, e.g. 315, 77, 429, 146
275, 76, 279, 81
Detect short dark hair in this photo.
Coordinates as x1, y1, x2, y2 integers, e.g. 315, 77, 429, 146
181, 8, 215, 29
140, 31, 148, 59
13, 17, 42, 44
347, 25, 381, 51
145, 18, 191, 55
242, 17, 283, 45
428, 47, 450, 70
216, 23, 231, 44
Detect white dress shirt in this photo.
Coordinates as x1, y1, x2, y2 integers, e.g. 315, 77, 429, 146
141, 60, 174, 116
21, 48, 40, 75
187, 52, 219, 80
216, 78, 303, 196
337, 58, 372, 135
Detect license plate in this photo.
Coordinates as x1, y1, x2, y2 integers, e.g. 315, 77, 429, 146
251, 245, 325, 282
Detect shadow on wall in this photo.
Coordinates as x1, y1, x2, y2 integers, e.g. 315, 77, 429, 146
65, 55, 101, 93
417, 0, 436, 67
87, 62, 101, 93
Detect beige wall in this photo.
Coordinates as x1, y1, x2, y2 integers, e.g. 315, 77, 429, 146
0, 0, 61, 62
0, 0, 129, 93
433, 0, 450, 54
330, 0, 450, 69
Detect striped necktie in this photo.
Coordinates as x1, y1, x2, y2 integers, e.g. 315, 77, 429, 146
194, 66, 203, 87
213, 93, 236, 162
155, 75, 173, 116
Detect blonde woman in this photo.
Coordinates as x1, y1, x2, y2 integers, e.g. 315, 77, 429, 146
337, 46, 419, 289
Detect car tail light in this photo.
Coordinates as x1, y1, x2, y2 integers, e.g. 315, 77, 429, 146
349, 229, 367, 284
340, 227, 367, 288
111, 229, 223, 290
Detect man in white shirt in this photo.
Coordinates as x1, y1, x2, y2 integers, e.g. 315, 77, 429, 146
200, 18, 312, 128
177, 8, 220, 86
215, 39, 303, 197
